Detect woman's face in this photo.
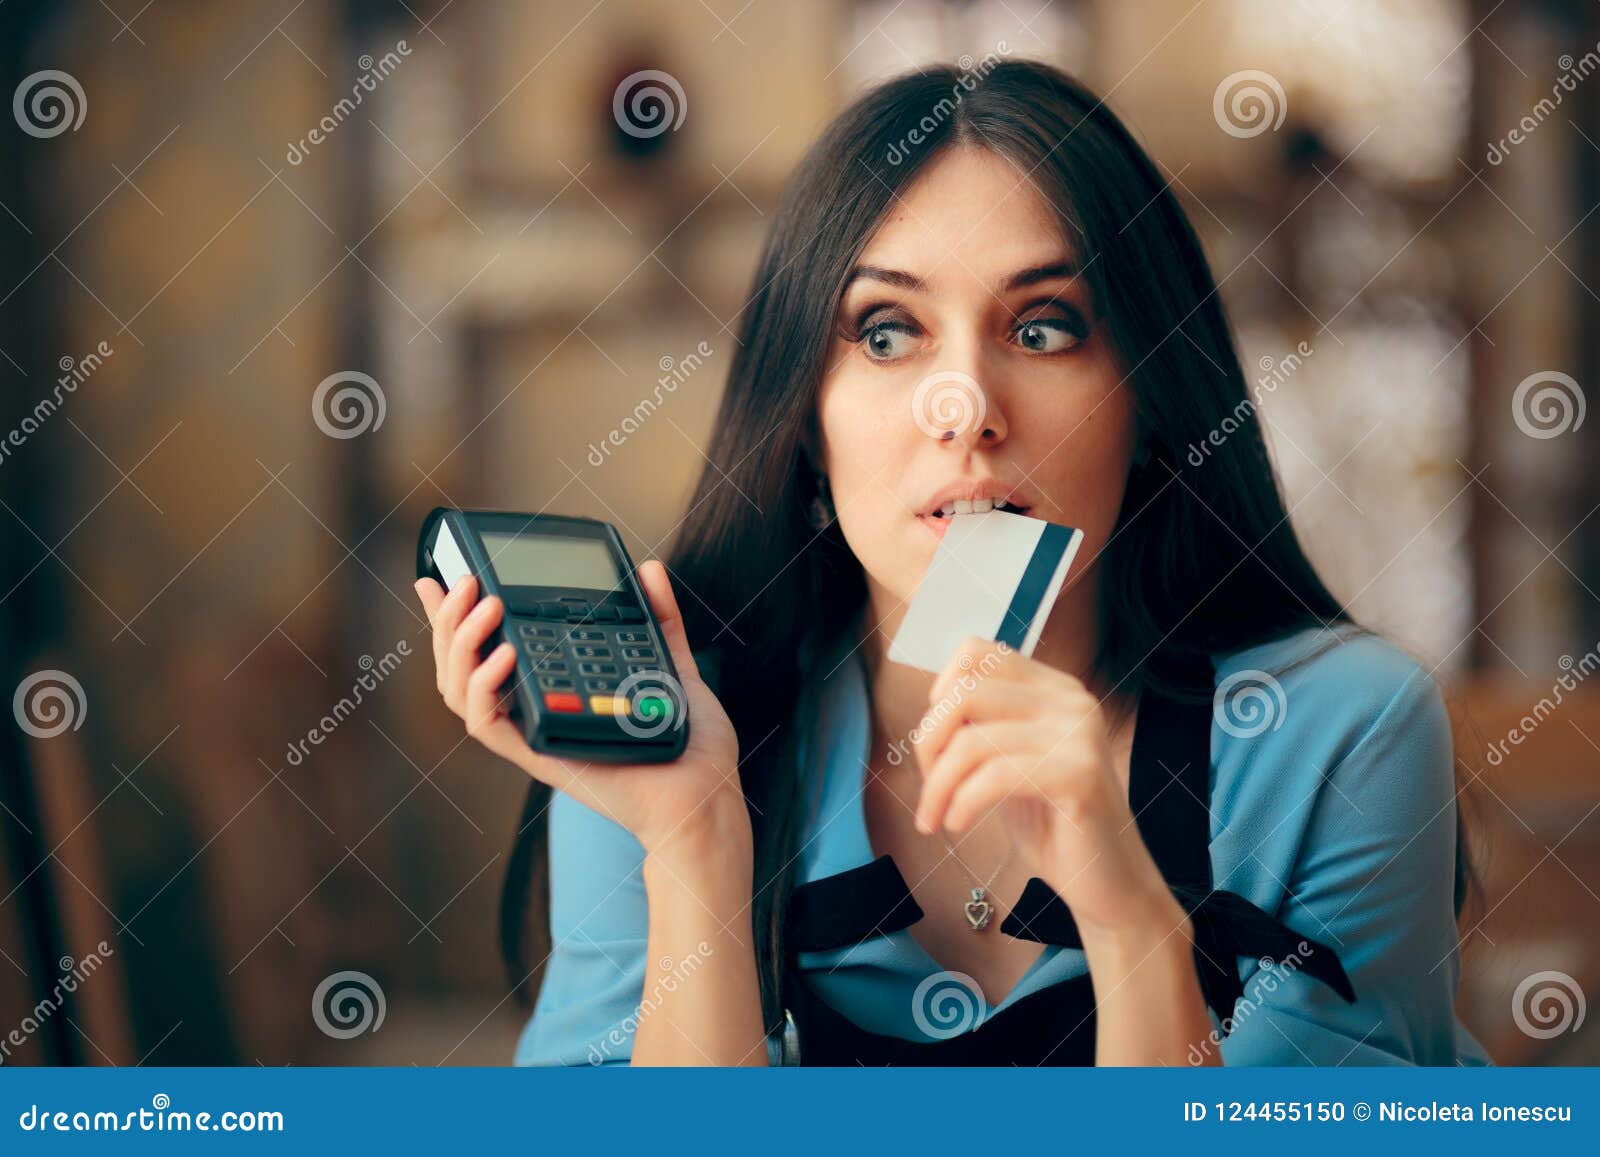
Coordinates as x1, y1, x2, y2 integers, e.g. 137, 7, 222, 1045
815, 145, 1138, 623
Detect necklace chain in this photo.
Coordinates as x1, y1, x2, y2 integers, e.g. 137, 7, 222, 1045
939, 834, 1015, 891
938, 834, 1015, 931
874, 735, 1015, 931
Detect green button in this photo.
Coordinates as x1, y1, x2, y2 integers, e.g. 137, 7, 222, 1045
632, 695, 673, 723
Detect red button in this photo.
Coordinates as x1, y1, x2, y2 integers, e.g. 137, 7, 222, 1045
543, 692, 583, 713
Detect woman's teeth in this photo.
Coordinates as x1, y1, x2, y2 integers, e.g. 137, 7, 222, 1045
935, 498, 1023, 517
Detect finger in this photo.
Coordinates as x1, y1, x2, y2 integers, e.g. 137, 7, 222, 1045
430, 573, 478, 683
913, 674, 1042, 774
915, 721, 1034, 833
474, 707, 571, 792
444, 594, 503, 711
415, 577, 446, 623
944, 757, 1025, 833
928, 636, 1022, 705
464, 641, 518, 734
634, 559, 702, 683
458, 643, 574, 790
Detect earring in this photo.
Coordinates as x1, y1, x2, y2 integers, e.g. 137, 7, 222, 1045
807, 474, 835, 529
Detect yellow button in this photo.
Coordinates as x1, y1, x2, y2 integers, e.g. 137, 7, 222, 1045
588, 695, 627, 715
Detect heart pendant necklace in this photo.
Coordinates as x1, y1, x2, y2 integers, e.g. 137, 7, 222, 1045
941, 836, 1016, 932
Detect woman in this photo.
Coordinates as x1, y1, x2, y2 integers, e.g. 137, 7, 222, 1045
414, 59, 1490, 1066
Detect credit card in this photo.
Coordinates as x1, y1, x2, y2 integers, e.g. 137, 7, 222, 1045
430, 520, 473, 590
887, 510, 1084, 673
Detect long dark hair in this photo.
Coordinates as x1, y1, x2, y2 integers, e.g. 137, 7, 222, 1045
501, 59, 1466, 1035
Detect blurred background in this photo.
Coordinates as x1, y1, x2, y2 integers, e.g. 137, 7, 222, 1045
1, 0, 1597, 1066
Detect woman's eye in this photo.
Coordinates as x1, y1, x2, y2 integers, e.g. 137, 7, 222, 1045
862, 322, 918, 361
1013, 312, 1087, 354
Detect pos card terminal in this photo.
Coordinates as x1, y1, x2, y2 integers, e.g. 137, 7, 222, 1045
416, 508, 689, 763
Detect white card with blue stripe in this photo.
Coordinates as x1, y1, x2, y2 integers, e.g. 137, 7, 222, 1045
887, 510, 1084, 673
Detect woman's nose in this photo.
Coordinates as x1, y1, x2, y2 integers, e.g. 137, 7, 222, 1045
911, 367, 1007, 447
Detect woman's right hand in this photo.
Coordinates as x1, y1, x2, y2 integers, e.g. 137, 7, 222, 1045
413, 561, 748, 859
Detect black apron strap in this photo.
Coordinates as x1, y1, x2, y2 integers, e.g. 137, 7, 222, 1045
1006, 656, 1356, 1024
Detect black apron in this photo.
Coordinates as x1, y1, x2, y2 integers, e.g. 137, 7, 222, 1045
779, 659, 1356, 1065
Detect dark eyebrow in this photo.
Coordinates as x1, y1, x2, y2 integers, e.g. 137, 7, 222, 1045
1001, 259, 1079, 292
841, 258, 1080, 296
843, 265, 926, 292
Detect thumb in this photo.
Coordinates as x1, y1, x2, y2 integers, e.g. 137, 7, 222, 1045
634, 559, 703, 685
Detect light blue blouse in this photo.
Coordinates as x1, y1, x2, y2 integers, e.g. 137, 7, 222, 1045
515, 624, 1493, 1066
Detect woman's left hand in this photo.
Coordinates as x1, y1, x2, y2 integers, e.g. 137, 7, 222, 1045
912, 636, 1187, 941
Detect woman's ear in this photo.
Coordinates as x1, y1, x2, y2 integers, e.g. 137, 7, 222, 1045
797, 418, 836, 529
798, 412, 827, 478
